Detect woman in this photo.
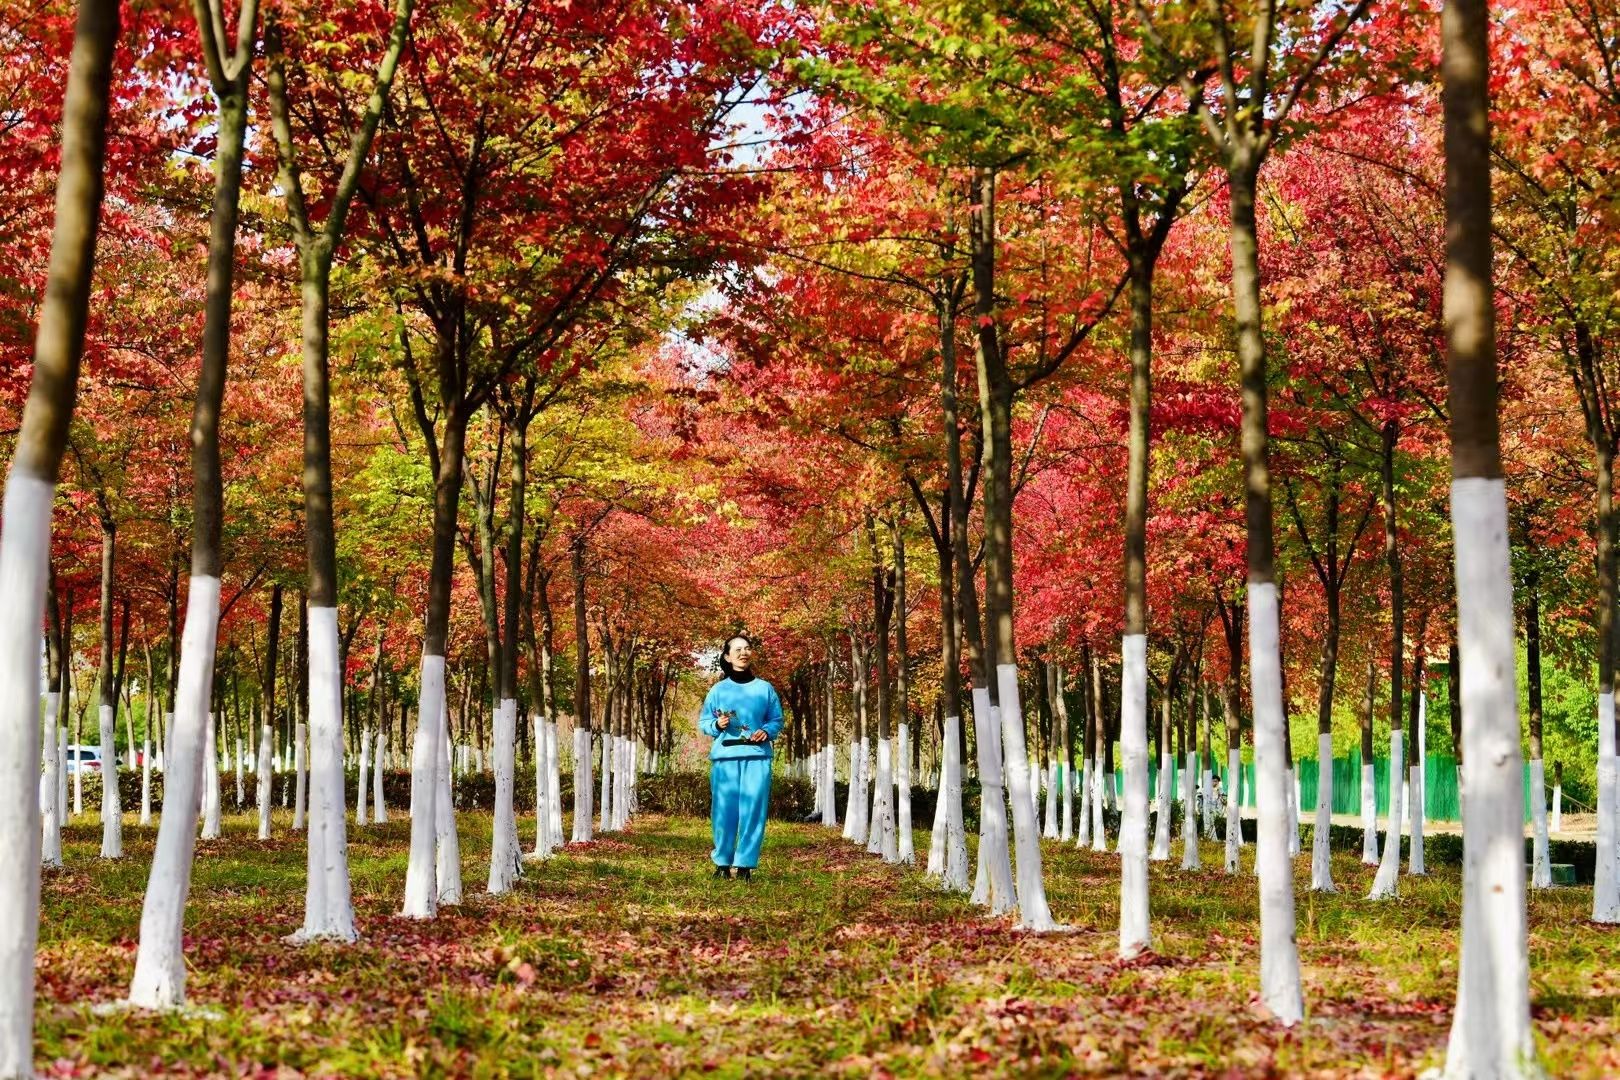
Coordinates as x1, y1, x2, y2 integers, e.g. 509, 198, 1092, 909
698, 635, 784, 881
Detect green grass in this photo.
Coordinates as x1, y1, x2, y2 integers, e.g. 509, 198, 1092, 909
34, 808, 1620, 1077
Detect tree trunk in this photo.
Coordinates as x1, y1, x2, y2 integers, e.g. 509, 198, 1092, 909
1371, 423, 1411, 899
97, 520, 122, 858
1594, 441, 1620, 923
258, 586, 282, 839
893, 519, 915, 865
1119, 258, 1154, 954
42, 573, 65, 869
1228, 159, 1301, 1022
570, 536, 594, 843
866, 514, 898, 862
1311, 591, 1340, 891
264, 0, 411, 940
402, 406, 468, 917
130, 0, 258, 1006
1440, 0, 1538, 1063
1407, 637, 1428, 875
295, 256, 357, 939
1360, 658, 1378, 862
1092, 652, 1110, 848
1221, 600, 1245, 872
969, 165, 1050, 929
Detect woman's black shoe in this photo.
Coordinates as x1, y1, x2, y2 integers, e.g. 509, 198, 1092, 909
713, 865, 731, 879
735, 868, 752, 882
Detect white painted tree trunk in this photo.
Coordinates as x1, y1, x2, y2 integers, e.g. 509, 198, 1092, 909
1043, 760, 1059, 839
373, 731, 387, 824
1119, 634, 1151, 955
1286, 768, 1300, 858
545, 721, 562, 848
1594, 693, 1619, 921
617, 735, 632, 829
356, 727, 369, 827
257, 722, 272, 840
1061, 758, 1074, 842
1224, 748, 1242, 873
998, 665, 1058, 931
1075, 756, 1091, 849
1249, 583, 1303, 1026
1529, 758, 1550, 889
820, 741, 838, 828
1361, 761, 1378, 864
607, 735, 620, 830
1551, 780, 1561, 833
529, 715, 551, 861
598, 729, 614, 833
927, 739, 947, 877
100, 704, 122, 857
129, 575, 221, 1009
1202, 759, 1215, 836
402, 654, 443, 919
1310, 731, 1335, 892
1409, 763, 1426, 875
969, 690, 1016, 916
572, 727, 593, 844
1181, 749, 1201, 870
292, 721, 307, 832
434, 690, 461, 906
293, 607, 356, 943
618, 737, 631, 827
200, 715, 220, 841
842, 739, 860, 841
896, 724, 914, 864
234, 737, 244, 808
73, 725, 82, 817
940, 715, 968, 891
1151, 749, 1171, 861
618, 736, 630, 823
57, 726, 67, 826
140, 735, 152, 826
1443, 477, 1537, 1076
849, 738, 871, 844
1091, 760, 1107, 852
1369, 729, 1405, 899
41, 693, 61, 868
869, 736, 897, 860
0, 476, 51, 1074
487, 700, 520, 895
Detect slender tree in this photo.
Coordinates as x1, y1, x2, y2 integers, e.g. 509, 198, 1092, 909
0, 0, 120, 1067
265, 0, 415, 941
1439, 0, 1538, 1066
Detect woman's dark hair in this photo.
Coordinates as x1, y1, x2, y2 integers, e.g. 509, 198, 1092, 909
718, 634, 752, 677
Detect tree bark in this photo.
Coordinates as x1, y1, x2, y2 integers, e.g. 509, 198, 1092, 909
969, 165, 1051, 930
1439, 0, 1538, 1060
570, 535, 594, 843
1228, 157, 1302, 1022
133, 0, 263, 1009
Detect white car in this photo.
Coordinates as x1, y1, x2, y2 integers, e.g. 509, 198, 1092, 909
64, 745, 103, 775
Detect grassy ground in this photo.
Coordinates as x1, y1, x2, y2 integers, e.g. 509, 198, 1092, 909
36, 808, 1620, 1077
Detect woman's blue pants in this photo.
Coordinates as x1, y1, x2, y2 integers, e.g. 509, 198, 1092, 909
710, 758, 772, 869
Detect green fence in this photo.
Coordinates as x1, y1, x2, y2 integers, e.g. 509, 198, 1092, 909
1098, 751, 1543, 824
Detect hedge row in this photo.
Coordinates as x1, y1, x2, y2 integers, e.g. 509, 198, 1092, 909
70, 768, 1598, 881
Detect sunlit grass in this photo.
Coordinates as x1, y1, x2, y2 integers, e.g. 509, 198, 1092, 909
32, 805, 1620, 1077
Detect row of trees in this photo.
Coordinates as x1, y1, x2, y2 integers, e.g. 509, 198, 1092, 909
0, 0, 1602, 1077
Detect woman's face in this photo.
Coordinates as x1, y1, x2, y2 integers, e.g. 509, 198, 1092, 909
726, 638, 753, 671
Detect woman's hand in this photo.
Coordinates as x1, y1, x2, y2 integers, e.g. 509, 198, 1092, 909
748, 729, 768, 743
715, 715, 730, 731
